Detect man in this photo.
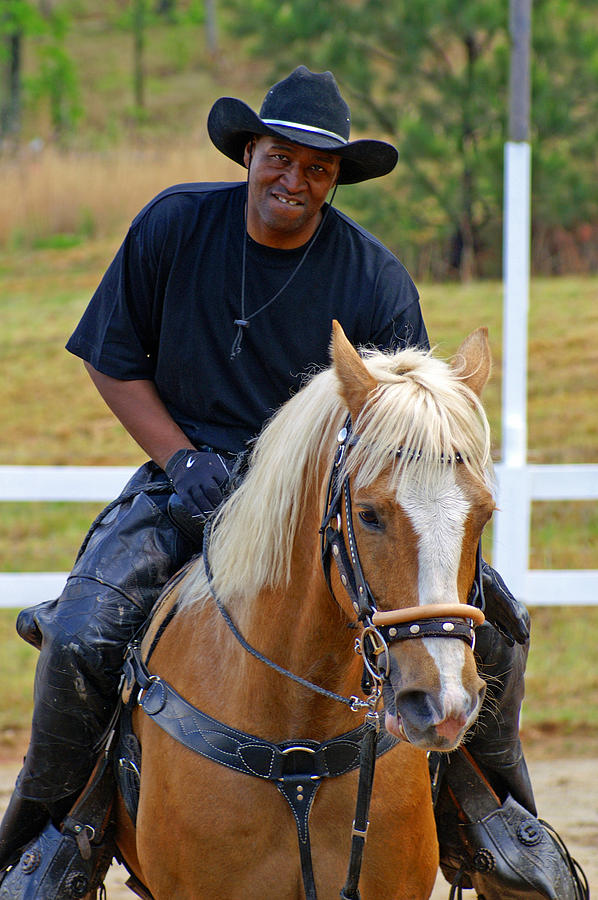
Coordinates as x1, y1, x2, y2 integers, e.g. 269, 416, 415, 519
0, 67, 585, 898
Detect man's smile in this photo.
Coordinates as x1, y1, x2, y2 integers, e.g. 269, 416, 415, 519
272, 192, 303, 207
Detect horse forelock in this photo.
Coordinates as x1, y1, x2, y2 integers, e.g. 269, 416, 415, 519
344, 347, 493, 499
177, 343, 494, 611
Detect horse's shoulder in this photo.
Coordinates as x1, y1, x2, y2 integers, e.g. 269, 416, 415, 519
139, 558, 196, 663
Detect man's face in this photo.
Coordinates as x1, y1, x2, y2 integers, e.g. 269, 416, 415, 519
243, 135, 340, 249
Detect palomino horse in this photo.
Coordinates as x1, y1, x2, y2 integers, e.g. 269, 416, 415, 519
115, 322, 495, 899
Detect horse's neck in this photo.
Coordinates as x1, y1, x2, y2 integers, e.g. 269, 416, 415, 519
155, 475, 364, 741
217, 502, 363, 740
235, 586, 361, 738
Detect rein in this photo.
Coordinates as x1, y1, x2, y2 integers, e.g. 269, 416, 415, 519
202, 522, 372, 713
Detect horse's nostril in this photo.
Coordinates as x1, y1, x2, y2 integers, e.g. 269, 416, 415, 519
397, 690, 435, 727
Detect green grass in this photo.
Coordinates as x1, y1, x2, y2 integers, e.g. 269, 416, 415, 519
421, 277, 598, 463
524, 607, 598, 731
0, 503, 105, 572
530, 502, 598, 570
0, 610, 37, 738
1, 240, 597, 748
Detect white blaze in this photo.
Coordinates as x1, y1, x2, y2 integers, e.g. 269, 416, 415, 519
399, 471, 472, 719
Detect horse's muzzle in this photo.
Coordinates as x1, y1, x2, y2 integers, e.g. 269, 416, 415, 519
382, 652, 486, 751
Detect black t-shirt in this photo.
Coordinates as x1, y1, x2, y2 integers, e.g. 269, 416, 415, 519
67, 182, 428, 454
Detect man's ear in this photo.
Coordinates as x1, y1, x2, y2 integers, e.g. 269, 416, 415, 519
243, 138, 256, 170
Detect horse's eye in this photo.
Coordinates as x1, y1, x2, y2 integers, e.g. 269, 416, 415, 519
358, 508, 382, 529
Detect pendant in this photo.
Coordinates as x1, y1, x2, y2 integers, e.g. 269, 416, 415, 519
230, 319, 250, 359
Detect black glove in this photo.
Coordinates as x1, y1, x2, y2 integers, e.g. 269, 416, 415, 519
165, 449, 231, 521
480, 559, 530, 647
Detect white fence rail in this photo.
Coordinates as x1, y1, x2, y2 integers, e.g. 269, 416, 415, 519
1, 463, 597, 609
492, 463, 598, 606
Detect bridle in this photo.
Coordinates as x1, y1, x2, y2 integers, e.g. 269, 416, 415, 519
320, 418, 486, 700
319, 418, 487, 897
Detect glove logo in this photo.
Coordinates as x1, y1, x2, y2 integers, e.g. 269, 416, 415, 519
21, 847, 42, 874
185, 457, 196, 468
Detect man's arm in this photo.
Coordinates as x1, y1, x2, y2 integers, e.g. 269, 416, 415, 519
84, 362, 194, 469
84, 363, 231, 521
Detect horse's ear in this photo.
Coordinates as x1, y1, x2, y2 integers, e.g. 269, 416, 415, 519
451, 327, 492, 398
331, 320, 377, 419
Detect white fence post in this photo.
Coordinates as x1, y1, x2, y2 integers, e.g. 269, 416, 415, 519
493, 465, 531, 599
493, 138, 532, 597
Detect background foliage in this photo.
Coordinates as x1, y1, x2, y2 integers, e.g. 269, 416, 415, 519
1, 0, 598, 278
227, 0, 598, 278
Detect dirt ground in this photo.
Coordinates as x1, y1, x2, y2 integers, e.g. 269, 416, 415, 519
1, 733, 596, 899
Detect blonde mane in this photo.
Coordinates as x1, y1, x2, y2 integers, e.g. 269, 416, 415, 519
178, 344, 493, 608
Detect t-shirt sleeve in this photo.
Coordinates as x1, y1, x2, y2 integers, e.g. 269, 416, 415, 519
364, 256, 429, 352
66, 220, 161, 380
371, 297, 429, 352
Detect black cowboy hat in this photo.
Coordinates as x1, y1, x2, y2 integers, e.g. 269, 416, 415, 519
207, 66, 398, 185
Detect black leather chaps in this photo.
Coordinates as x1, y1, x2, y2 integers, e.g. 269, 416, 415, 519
468, 618, 535, 814
14, 462, 194, 811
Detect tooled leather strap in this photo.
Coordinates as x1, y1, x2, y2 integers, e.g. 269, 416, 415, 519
124, 644, 397, 900
125, 645, 396, 779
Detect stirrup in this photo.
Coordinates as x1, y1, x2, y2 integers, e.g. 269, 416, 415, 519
0, 749, 115, 899
0, 820, 112, 900
439, 748, 589, 900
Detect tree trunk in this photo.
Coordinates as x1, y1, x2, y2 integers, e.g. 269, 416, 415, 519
1, 30, 22, 141
133, 0, 145, 111
458, 33, 479, 281
156, 0, 175, 17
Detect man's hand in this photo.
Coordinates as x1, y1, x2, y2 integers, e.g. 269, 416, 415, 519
481, 559, 530, 646
165, 449, 231, 521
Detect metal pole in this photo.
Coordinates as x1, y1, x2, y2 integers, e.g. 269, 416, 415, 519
493, 0, 532, 596
508, 0, 532, 142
